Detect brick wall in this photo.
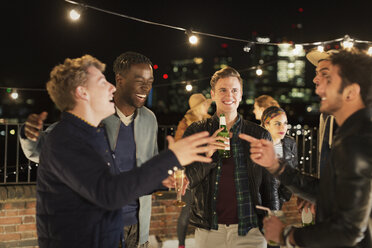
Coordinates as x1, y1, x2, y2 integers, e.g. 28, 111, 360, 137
0, 186, 302, 247
0, 185, 38, 248
150, 191, 302, 241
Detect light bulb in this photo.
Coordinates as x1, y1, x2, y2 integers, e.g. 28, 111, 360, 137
189, 35, 198, 45
69, 9, 81, 21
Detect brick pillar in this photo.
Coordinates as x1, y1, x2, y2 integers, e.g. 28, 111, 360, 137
0, 185, 38, 248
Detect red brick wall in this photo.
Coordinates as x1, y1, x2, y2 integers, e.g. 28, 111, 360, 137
0, 185, 38, 247
150, 191, 302, 240
0, 186, 302, 247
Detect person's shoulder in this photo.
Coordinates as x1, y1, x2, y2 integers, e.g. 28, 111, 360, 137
242, 119, 268, 133
283, 135, 296, 143
186, 117, 213, 132
137, 106, 157, 121
45, 119, 77, 146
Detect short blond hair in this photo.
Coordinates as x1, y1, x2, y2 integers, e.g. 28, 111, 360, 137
46, 55, 105, 111
210, 66, 243, 91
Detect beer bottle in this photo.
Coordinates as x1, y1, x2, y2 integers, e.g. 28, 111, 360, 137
217, 114, 231, 158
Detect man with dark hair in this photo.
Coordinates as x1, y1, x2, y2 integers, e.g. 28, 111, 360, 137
184, 66, 279, 248
21, 52, 165, 247
240, 49, 372, 247
36, 54, 215, 247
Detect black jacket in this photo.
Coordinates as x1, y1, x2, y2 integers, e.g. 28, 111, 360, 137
279, 108, 372, 247
184, 114, 280, 232
278, 136, 298, 208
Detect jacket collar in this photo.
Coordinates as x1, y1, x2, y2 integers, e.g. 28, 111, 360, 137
336, 107, 372, 136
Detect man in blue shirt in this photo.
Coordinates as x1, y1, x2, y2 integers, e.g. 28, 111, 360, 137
35, 54, 216, 247
22, 52, 166, 247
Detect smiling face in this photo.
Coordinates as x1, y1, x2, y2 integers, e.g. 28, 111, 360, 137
115, 63, 154, 113
318, 64, 344, 116
84, 66, 116, 121
313, 60, 331, 100
263, 113, 288, 143
211, 76, 242, 115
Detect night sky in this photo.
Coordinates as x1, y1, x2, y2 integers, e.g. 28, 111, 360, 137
1, 0, 372, 123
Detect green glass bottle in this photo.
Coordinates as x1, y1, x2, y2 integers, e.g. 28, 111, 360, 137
217, 114, 231, 158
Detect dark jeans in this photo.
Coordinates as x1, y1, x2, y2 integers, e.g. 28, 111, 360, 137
177, 188, 193, 246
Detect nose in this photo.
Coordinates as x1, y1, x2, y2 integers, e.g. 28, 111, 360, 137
108, 82, 116, 93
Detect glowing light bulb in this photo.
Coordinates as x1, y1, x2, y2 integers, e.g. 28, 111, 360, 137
368, 47, 372, 56
69, 9, 81, 21
189, 35, 198, 45
342, 35, 354, 49
256, 68, 263, 76
10, 92, 18, 99
186, 84, 193, 91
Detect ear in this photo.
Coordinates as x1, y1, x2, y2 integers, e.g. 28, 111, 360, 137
210, 89, 215, 99
115, 74, 122, 85
75, 86, 89, 101
344, 83, 360, 102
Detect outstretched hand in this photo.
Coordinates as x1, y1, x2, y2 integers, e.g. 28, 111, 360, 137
239, 133, 279, 172
24, 112, 48, 141
167, 131, 218, 166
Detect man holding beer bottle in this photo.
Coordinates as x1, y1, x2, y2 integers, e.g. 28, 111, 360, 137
183, 66, 279, 248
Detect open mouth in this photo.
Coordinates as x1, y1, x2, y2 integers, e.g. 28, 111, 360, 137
222, 100, 234, 105
136, 94, 147, 101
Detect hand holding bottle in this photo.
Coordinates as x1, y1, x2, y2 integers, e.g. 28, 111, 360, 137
205, 127, 229, 158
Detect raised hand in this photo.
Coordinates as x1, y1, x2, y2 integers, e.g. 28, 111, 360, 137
239, 133, 279, 172
167, 131, 217, 166
24, 112, 48, 141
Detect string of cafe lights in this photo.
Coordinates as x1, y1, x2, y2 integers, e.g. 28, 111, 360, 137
3, 1, 372, 95
64, 0, 372, 52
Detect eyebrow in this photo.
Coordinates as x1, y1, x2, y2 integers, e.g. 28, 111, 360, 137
315, 67, 330, 73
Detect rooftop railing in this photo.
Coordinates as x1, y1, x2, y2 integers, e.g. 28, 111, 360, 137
0, 123, 319, 185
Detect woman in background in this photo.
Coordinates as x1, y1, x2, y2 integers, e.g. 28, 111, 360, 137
261, 106, 298, 209
253, 95, 280, 121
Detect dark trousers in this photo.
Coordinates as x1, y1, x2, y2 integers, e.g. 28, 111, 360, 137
177, 188, 193, 246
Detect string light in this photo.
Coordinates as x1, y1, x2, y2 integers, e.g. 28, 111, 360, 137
243, 42, 253, 53
185, 84, 192, 91
10, 89, 19, 100
341, 35, 354, 49
63, 1, 372, 50
185, 29, 199, 45
256, 68, 263, 76
368, 46, 372, 56
69, 9, 81, 21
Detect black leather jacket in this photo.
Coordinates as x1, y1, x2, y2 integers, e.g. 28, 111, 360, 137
278, 136, 298, 208
184, 114, 280, 231
279, 108, 372, 247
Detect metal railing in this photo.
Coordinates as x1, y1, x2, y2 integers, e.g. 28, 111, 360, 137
0, 123, 319, 185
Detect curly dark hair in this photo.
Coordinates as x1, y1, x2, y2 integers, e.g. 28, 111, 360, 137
331, 49, 372, 107
113, 51, 153, 76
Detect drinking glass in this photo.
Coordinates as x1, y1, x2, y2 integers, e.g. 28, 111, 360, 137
173, 169, 186, 207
